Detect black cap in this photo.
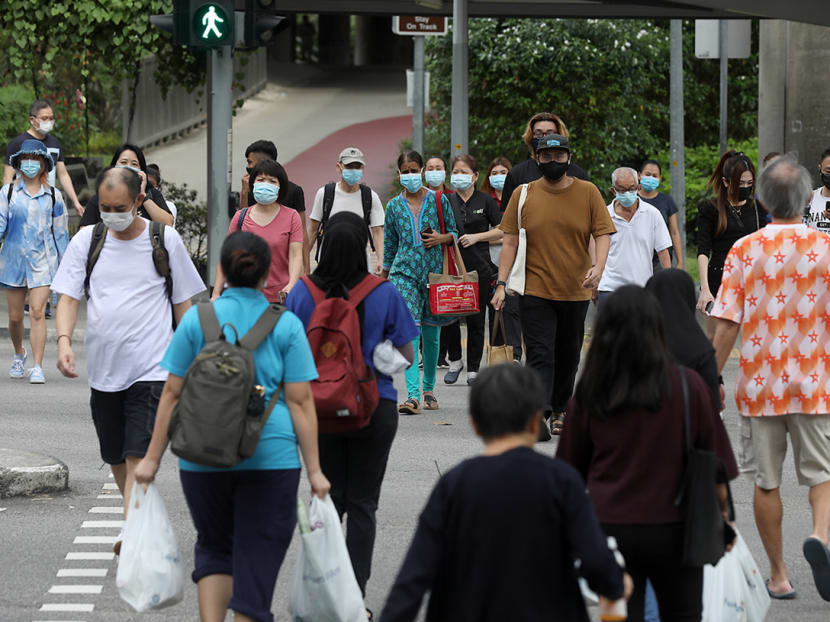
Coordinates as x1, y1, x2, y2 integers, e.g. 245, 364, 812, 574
535, 134, 570, 153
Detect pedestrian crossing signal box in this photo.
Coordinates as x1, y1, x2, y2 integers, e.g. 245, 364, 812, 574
150, 0, 234, 48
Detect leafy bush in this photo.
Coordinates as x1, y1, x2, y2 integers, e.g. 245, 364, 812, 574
163, 181, 208, 281
0, 84, 35, 151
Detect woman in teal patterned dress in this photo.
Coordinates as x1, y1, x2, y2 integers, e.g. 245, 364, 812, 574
382, 150, 458, 415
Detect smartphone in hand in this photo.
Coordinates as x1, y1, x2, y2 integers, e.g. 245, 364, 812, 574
705, 301, 714, 315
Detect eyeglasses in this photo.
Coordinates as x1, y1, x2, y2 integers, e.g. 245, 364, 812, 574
532, 130, 559, 138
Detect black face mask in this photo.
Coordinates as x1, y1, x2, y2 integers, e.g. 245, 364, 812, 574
538, 160, 570, 182
738, 186, 753, 202
821, 173, 830, 190
531, 137, 540, 151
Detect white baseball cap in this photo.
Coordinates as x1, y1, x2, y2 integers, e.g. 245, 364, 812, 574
339, 147, 365, 166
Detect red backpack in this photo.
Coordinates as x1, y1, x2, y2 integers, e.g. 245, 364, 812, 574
302, 274, 383, 433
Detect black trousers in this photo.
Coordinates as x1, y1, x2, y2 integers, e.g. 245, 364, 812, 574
318, 399, 398, 595
519, 295, 589, 414
602, 523, 703, 622
438, 272, 494, 373
496, 293, 523, 361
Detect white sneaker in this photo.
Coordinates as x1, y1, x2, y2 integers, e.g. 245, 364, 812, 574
28, 364, 45, 384
9, 349, 26, 378
466, 371, 478, 385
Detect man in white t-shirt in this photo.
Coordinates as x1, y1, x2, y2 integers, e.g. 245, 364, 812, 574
805, 147, 830, 232
597, 167, 672, 303
52, 167, 205, 546
308, 147, 384, 270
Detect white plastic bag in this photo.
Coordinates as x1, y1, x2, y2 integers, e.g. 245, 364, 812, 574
289, 495, 368, 622
372, 339, 411, 375
116, 482, 184, 612
702, 530, 770, 622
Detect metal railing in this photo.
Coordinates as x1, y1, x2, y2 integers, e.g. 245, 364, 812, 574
123, 49, 267, 148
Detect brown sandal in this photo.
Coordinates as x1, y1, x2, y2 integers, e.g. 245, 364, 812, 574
550, 414, 565, 436
423, 393, 439, 410
399, 398, 421, 415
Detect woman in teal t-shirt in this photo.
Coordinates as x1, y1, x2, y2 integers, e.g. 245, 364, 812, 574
136, 231, 329, 622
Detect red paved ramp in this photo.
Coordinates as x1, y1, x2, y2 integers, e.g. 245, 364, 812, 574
283, 115, 412, 206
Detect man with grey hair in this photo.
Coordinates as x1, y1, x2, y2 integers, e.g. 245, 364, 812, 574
713, 156, 830, 602
51, 166, 205, 551
595, 167, 671, 304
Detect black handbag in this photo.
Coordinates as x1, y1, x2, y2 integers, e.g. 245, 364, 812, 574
675, 367, 726, 567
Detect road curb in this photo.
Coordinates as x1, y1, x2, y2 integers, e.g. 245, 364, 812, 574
0, 448, 69, 498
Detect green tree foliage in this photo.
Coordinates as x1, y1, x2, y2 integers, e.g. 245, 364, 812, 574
424, 18, 758, 194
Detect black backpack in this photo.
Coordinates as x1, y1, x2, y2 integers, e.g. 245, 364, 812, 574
315, 182, 375, 261
84, 221, 173, 320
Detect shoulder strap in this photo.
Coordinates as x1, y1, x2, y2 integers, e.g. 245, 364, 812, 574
435, 190, 446, 234
679, 366, 692, 452
360, 184, 376, 251
7, 181, 13, 204
321, 183, 336, 227
517, 184, 528, 228
236, 207, 248, 231
150, 221, 173, 302
301, 275, 326, 306
197, 303, 223, 342
84, 222, 108, 300
348, 274, 384, 307
239, 304, 286, 352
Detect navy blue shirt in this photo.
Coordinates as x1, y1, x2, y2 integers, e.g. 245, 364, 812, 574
287, 279, 419, 402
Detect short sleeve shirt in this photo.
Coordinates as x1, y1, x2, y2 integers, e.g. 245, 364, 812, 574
286, 278, 419, 402
163, 287, 318, 471
310, 184, 384, 227
228, 206, 303, 303
6, 131, 63, 187
713, 224, 830, 416
500, 178, 616, 301
806, 188, 830, 232
50, 219, 207, 392
639, 192, 678, 227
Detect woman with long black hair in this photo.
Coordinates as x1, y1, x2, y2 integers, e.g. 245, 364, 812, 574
79, 143, 173, 226
557, 286, 737, 622
696, 151, 766, 336
287, 212, 418, 619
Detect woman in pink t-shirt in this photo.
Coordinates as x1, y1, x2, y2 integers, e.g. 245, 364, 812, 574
212, 160, 304, 303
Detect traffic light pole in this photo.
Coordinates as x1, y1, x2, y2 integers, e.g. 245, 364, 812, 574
207, 46, 233, 284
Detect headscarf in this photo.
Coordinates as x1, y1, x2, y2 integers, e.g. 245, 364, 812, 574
645, 268, 714, 366
312, 212, 369, 294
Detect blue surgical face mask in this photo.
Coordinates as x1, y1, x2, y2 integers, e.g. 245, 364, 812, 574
616, 191, 639, 208
399, 172, 423, 193
341, 168, 363, 185
20, 159, 42, 179
489, 174, 506, 190
640, 176, 660, 192
424, 170, 446, 188
450, 173, 474, 191
253, 181, 279, 205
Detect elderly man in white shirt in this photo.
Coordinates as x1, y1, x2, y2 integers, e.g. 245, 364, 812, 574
596, 167, 672, 304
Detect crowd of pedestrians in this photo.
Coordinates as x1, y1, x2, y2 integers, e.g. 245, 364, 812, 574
6, 93, 830, 621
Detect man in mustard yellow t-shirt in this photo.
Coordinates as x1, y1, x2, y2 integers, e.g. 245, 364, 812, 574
492, 134, 615, 441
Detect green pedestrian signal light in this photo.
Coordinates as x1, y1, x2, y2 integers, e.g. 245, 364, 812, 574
194, 3, 231, 45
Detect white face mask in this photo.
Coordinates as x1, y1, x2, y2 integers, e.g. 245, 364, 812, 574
37, 120, 54, 134
100, 208, 136, 232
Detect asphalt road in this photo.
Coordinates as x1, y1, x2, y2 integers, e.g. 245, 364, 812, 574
0, 337, 827, 621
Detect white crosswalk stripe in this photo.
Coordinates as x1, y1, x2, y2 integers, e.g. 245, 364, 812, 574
57, 569, 108, 578
39, 603, 94, 612
65, 552, 114, 561
48, 585, 103, 595
81, 520, 124, 528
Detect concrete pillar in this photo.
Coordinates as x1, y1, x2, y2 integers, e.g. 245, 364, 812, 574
267, 15, 295, 63
318, 14, 351, 65
758, 20, 788, 162
784, 22, 830, 184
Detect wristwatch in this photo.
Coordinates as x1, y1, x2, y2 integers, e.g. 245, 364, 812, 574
495, 280, 507, 289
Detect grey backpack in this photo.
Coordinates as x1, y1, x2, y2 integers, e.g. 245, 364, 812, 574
168, 302, 286, 468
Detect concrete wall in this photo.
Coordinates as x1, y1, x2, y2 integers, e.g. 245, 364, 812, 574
760, 20, 830, 185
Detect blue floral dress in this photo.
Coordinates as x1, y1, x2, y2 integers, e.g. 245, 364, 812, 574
383, 190, 458, 326
0, 180, 69, 288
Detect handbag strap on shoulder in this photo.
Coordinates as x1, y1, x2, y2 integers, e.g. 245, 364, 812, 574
679, 366, 692, 452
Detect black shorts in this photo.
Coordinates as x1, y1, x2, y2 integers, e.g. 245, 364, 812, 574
90, 381, 164, 465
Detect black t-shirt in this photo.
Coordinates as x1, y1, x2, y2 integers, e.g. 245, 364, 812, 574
5, 131, 64, 175
246, 179, 305, 214
448, 190, 501, 276
380, 447, 624, 622
695, 198, 767, 267
79, 186, 171, 226
500, 157, 590, 211
640, 192, 679, 259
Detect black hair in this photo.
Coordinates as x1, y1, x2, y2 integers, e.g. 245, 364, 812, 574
397, 150, 424, 170
707, 150, 756, 235
450, 154, 479, 173
249, 159, 288, 204
573, 286, 673, 421
29, 99, 52, 117
469, 365, 545, 439
640, 159, 662, 175
221, 232, 271, 289
146, 163, 161, 186
313, 212, 369, 292
821, 148, 830, 164
245, 140, 278, 161
763, 152, 781, 166
96, 167, 142, 201
110, 143, 148, 174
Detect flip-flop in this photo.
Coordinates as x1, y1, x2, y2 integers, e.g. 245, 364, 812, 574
804, 537, 830, 601
398, 399, 421, 415
423, 394, 439, 410
766, 579, 797, 600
